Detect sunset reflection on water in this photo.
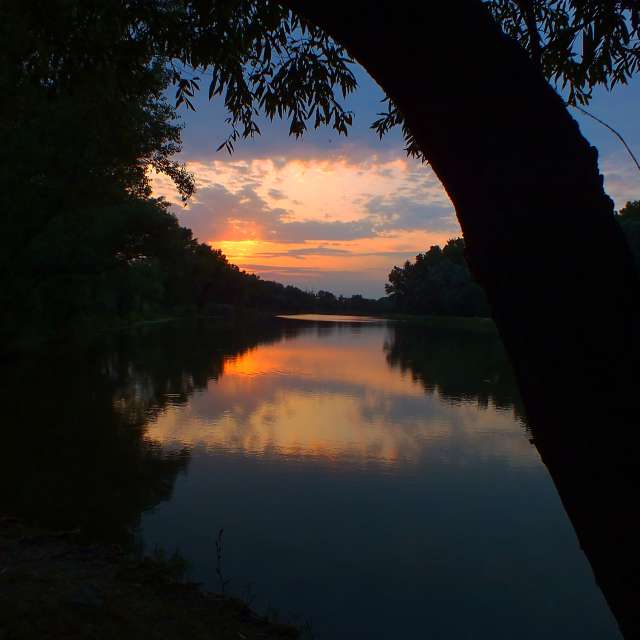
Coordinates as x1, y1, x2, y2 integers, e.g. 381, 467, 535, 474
135, 316, 620, 639
146, 320, 534, 466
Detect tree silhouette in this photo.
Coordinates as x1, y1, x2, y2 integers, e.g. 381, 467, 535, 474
7, 3, 639, 411
0, 318, 306, 542
386, 238, 490, 316
5, 3, 640, 634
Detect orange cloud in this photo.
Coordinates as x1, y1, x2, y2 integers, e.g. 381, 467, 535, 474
151, 153, 460, 295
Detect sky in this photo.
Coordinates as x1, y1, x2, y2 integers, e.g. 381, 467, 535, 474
152, 64, 640, 298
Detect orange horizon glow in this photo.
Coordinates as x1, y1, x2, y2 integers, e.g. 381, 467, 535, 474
151, 153, 458, 294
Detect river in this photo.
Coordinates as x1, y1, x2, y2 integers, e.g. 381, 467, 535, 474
1, 315, 621, 638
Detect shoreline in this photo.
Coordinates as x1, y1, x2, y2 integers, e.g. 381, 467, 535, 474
0, 517, 299, 640
1, 310, 497, 361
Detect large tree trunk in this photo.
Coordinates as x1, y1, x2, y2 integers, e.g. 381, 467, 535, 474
283, 0, 640, 636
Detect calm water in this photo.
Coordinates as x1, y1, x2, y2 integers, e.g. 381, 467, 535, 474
1, 316, 621, 638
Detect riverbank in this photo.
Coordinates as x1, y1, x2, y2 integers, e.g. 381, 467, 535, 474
1, 308, 497, 362
0, 518, 299, 640
382, 313, 496, 332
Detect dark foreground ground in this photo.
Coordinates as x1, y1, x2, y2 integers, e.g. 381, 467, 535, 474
0, 517, 299, 640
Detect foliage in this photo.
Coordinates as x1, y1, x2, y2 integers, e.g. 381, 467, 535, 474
385, 239, 490, 317
141, 0, 638, 161
169, 1, 358, 153
0, 0, 389, 352
618, 200, 640, 269
385, 212, 640, 320
0, 1, 366, 349
486, 0, 640, 105
13, 1, 635, 164
0, 0, 196, 345
374, 1, 640, 158
7, 1, 636, 346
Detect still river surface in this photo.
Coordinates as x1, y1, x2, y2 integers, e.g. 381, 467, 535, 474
3, 315, 621, 638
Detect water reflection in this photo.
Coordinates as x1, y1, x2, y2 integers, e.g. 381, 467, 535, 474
384, 322, 525, 413
0, 317, 622, 638
137, 318, 618, 639
0, 318, 302, 540
147, 322, 533, 468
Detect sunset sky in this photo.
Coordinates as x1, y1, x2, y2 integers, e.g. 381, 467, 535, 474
153, 65, 640, 298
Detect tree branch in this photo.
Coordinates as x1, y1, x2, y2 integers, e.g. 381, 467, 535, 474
569, 103, 640, 175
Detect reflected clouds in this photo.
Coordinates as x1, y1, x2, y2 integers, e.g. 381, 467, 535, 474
146, 322, 535, 467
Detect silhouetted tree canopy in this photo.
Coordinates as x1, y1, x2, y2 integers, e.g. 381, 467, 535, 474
386, 239, 490, 317
3, 1, 639, 348
6, 1, 637, 158
618, 200, 640, 270
1, 1, 395, 350
386, 216, 640, 318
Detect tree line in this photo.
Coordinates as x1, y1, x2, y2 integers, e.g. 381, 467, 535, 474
385, 238, 490, 317
384, 204, 640, 318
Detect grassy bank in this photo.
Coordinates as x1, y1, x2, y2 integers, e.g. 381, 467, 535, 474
0, 518, 299, 640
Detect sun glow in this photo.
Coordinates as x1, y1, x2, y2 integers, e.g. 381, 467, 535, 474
217, 239, 263, 260
151, 152, 458, 295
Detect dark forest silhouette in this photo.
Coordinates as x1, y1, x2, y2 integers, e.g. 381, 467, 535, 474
3, 1, 640, 636
0, 317, 525, 547
0, 22, 382, 352
386, 208, 640, 317
0, 318, 307, 542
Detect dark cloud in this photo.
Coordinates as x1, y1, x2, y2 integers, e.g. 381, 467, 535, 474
365, 194, 458, 232
254, 247, 431, 260
269, 219, 375, 243
255, 246, 352, 259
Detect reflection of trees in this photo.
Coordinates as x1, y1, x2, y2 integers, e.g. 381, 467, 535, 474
386, 321, 638, 637
0, 318, 306, 543
384, 323, 524, 416
526, 410, 640, 638
0, 352, 187, 544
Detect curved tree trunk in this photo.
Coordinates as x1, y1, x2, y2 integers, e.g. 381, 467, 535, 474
283, 0, 640, 635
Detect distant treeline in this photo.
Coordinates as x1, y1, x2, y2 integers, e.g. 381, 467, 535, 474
0, 183, 386, 348
384, 202, 640, 318
385, 238, 490, 317
618, 200, 640, 271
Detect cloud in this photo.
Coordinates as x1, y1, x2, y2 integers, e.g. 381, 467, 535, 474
365, 194, 458, 232
180, 182, 379, 243
269, 219, 376, 243
252, 246, 433, 260
254, 246, 353, 259
150, 144, 461, 296
601, 153, 640, 209
180, 181, 457, 244
165, 153, 459, 246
